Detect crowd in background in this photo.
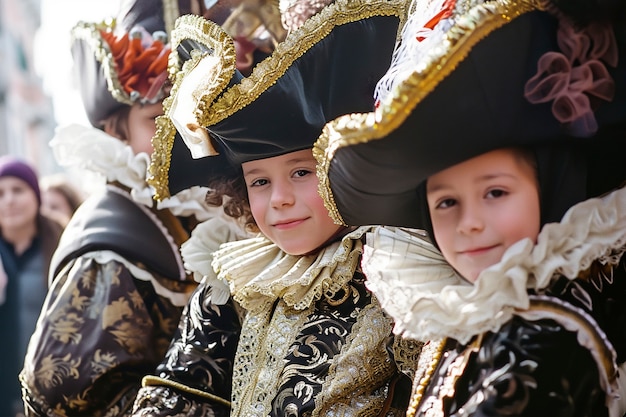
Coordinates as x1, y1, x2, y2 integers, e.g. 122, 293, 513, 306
1, 0, 625, 417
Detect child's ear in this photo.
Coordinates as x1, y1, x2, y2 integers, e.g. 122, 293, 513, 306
101, 113, 129, 142
102, 124, 120, 141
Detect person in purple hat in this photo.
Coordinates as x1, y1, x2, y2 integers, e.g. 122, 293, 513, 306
18, 0, 256, 415
0, 156, 63, 417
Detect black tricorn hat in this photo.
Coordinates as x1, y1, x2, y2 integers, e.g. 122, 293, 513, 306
71, 0, 192, 129
314, 0, 626, 229
148, 0, 405, 200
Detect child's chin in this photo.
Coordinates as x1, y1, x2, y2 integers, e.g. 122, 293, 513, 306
456, 267, 481, 284
280, 242, 319, 256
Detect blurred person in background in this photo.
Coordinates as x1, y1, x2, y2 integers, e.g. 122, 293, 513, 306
0, 156, 63, 417
19, 0, 252, 415
39, 173, 85, 227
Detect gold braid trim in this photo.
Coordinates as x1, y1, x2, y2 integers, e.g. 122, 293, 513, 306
406, 339, 447, 417
313, 0, 543, 226
148, 114, 178, 200
312, 302, 395, 417
71, 19, 134, 107
142, 375, 232, 407
148, 16, 236, 200
197, 0, 405, 128
406, 294, 620, 415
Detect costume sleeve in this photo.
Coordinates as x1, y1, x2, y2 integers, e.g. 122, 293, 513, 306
20, 256, 186, 417
131, 278, 241, 417
430, 316, 607, 417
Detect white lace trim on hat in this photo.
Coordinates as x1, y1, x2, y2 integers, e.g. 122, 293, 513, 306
374, 0, 458, 104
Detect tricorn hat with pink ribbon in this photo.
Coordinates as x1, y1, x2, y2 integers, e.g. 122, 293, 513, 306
315, 0, 626, 229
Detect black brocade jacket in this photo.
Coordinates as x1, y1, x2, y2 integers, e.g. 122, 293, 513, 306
20, 186, 199, 417
132, 279, 241, 417
408, 253, 626, 417
132, 230, 422, 417
361, 188, 626, 417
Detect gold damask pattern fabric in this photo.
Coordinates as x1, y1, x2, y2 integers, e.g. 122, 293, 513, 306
131, 232, 421, 416
230, 272, 413, 417
21, 257, 193, 417
218, 229, 417, 416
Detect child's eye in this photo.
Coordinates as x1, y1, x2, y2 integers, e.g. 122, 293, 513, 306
293, 169, 311, 178
436, 198, 456, 209
486, 189, 507, 199
250, 178, 268, 187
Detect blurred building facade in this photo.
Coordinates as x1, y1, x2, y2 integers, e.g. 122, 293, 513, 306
0, 0, 118, 177
0, 0, 57, 174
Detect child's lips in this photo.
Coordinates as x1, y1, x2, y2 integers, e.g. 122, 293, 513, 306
273, 218, 306, 229
459, 244, 498, 256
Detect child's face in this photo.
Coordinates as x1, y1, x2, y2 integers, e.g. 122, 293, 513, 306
426, 148, 540, 282
242, 148, 342, 255
126, 102, 164, 156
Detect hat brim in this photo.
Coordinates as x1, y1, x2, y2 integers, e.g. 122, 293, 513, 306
150, 0, 405, 199
315, 7, 626, 228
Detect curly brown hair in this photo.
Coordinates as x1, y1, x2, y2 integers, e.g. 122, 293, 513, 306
205, 173, 259, 233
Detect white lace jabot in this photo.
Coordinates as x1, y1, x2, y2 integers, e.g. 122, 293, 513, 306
50, 124, 218, 220
210, 227, 368, 313
363, 187, 626, 344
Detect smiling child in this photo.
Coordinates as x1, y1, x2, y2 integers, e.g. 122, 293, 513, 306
131, 3, 423, 416
314, 0, 626, 415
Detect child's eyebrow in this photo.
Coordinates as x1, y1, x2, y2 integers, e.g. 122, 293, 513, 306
285, 157, 315, 165
243, 157, 315, 177
426, 182, 450, 194
476, 172, 518, 182
242, 168, 262, 177
427, 172, 519, 193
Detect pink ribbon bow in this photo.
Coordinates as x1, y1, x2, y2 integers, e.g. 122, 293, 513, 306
524, 19, 618, 137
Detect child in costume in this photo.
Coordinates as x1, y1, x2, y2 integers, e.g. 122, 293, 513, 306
19, 1, 250, 415
314, 0, 626, 415
131, 1, 422, 416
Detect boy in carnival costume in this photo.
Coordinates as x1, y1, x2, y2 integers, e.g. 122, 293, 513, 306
19, 0, 252, 415
315, 0, 626, 415
130, 1, 423, 416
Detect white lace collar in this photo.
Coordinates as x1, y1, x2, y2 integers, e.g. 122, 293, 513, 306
362, 187, 626, 344
50, 124, 217, 219
210, 227, 368, 313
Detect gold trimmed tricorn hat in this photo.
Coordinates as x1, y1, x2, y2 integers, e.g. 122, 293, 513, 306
314, 0, 626, 229
70, 0, 197, 129
149, 0, 406, 200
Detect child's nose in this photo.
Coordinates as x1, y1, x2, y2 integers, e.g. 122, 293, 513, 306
270, 183, 295, 208
457, 203, 484, 234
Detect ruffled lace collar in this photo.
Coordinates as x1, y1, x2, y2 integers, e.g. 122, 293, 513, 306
211, 227, 368, 312
363, 186, 626, 344
50, 124, 216, 219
